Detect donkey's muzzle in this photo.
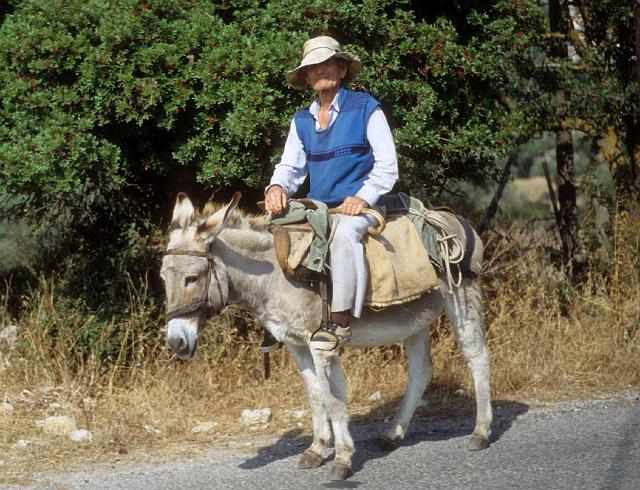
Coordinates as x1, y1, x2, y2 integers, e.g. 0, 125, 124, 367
167, 319, 198, 359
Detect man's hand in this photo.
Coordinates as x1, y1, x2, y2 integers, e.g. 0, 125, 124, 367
341, 196, 368, 216
265, 185, 288, 215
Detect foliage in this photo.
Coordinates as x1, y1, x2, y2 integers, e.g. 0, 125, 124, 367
0, 0, 552, 314
0, 2, 544, 222
524, 0, 640, 207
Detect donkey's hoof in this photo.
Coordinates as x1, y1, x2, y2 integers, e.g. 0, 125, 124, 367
297, 449, 324, 469
374, 435, 398, 452
327, 463, 353, 481
468, 434, 490, 451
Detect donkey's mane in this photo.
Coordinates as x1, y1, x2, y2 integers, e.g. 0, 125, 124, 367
196, 201, 269, 232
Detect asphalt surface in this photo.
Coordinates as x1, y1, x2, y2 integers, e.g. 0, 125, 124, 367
14, 392, 640, 489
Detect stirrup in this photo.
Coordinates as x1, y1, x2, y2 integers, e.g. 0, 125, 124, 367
309, 321, 352, 351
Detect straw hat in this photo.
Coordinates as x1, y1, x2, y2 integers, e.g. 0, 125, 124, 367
286, 36, 362, 90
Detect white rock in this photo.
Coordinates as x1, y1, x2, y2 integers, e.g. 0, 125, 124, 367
69, 429, 93, 442
144, 424, 162, 434
0, 458, 5, 465
454, 388, 465, 396
1, 401, 13, 413
42, 415, 77, 436
191, 421, 218, 434
367, 390, 382, 401
240, 408, 272, 427
0, 325, 18, 348
284, 409, 309, 420
15, 439, 32, 449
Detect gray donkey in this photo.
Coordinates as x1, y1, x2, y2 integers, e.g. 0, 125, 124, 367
160, 192, 492, 481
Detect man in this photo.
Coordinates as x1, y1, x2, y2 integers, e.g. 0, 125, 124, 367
265, 35, 398, 350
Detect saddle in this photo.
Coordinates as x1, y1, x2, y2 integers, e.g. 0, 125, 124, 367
269, 198, 439, 308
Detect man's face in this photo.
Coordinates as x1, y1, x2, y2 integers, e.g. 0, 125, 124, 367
304, 58, 348, 93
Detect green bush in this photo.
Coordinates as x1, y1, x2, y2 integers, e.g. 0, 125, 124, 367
0, 0, 546, 315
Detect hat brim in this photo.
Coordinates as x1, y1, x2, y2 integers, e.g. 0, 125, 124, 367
286, 51, 362, 90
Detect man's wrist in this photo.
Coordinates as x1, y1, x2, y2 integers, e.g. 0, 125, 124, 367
265, 184, 284, 195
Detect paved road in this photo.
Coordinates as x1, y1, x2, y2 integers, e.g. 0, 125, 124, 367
18, 393, 640, 489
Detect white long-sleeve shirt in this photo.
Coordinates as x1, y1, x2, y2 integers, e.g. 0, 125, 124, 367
268, 90, 398, 206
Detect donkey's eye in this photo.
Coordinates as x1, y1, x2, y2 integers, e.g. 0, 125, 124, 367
185, 275, 199, 287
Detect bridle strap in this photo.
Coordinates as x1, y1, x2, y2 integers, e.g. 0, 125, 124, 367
165, 300, 208, 321
163, 248, 215, 321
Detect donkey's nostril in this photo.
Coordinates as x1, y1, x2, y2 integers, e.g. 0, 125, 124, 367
168, 333, 188, 355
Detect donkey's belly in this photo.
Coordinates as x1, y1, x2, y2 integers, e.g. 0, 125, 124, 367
349, 292, 444, 348
349, 322, 424, 347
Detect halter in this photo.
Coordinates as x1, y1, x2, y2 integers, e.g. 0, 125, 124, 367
163, 248, 216, 322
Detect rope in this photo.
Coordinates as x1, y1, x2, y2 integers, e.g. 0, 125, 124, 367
436, 233, 464, 293
422, 210, 465, 294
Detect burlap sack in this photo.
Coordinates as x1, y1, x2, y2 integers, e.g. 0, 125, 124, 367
364, 215, 438, 307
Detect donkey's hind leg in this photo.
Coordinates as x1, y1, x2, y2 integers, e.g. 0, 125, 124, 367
287, 344, 332, 468
445, 278, 492, 450
378, 328, 432, 451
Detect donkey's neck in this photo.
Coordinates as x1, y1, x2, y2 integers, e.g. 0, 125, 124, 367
215, 227, 276, 312
215, 228, 321, 337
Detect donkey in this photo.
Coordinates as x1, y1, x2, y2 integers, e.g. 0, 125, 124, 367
160, 192, 492, 481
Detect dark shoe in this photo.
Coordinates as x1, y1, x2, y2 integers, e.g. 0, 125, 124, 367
309, 321, 352, 351
260, 329, 282, 353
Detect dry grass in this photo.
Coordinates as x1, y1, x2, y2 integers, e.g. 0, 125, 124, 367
0, 214, 638, 482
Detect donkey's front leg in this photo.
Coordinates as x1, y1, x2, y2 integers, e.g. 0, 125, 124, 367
310, 348, 354, 481
287, 343, 332, 468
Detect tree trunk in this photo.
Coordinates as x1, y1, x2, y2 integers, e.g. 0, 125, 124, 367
549, 0, 581, 270
478, 153, 515, 234
635, 1, 640, 95
620, 115, 640, 214
555, 102, 579, 260
622, 1, 640, 214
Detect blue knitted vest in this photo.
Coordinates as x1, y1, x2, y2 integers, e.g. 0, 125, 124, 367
294, 88, 379, 207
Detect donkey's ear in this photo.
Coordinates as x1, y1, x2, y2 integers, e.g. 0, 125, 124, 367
198, 192, 242, 243
171, 192, 195, 230
221, 192, 242, 227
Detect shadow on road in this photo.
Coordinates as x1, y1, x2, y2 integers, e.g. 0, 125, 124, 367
348, 394, 529, 475
238, 389, 529, 479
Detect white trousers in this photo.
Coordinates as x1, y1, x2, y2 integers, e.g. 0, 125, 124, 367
329, 213, 379, 318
